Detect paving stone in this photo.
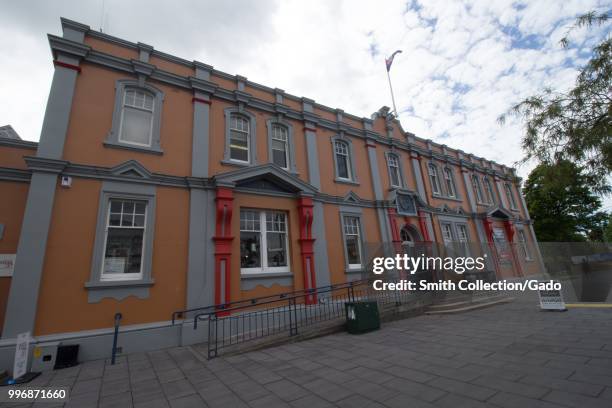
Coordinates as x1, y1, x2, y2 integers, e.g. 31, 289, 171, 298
71, 378, 102, 396
100, 379, 131, 397
302, 378, 353, 402
385, 378, 447, 402
135, 398, 170, 408
334, 394, 383, 408
289, 394, 334, 408
519, 375, 604, 397
471, 376, 550, 399
229, 379, 270, 401
488, 392, 566, 408
248, 394, 291, 408
64, 390, 100, 408
156, 368, 185, 384
264, 379, 309, 402
201, 392, 249, 408
569, 372, 612, 387
543, 390, 612, 408
383, 365, 437, 383
98, 390, 133, 408
168, 394, 207, 408
428, 377, 497, 401
384, 392, 438, 408
433, 393, 491, 408
161, 379, 196, 400
600, 387, 612, 400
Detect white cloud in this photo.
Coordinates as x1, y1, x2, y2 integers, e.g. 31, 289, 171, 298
0, 0, 608, 211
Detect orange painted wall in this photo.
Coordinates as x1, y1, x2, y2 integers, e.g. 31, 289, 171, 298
323, 204, 381, 285
84, 37, 139, 60
0, 181, 29, 332
34, 178, 189, 335
148, 55, 194, 78
62, 63, 193, 177
0, 145, 36, 169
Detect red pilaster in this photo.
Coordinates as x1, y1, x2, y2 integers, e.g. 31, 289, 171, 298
482, 218, 500, 278
417, 210, 431, 242
214, 188, 234, 312
297, 197, 317, 304
504, 220, 524, 277
387, 208, 401, 243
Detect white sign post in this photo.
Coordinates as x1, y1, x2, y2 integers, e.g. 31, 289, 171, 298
13, 332, 30, 380
538, 283, 567, 311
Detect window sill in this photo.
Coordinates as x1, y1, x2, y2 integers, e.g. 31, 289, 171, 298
221, 159, 252, 168
85, 278, 154, 303
85, 278, 155, 289
431, 194, 463, 202
335, 178, 360, 186
240, 272, 293, 290
103, 140, 163, 155
345, 268, 365, 274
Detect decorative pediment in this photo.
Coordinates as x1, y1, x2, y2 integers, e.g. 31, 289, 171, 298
343, 191, 361, 203
110, 160, 152, 179
486, 206, 513, 219
440, 204, 451, 213
214, 163, 318, 196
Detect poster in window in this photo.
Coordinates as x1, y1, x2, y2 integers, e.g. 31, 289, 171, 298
104, 257, 126, 274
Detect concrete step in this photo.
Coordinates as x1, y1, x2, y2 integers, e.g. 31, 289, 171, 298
425, 296, 514, 315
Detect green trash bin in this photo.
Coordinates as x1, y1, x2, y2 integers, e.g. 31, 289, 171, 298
345, 301, 380, 334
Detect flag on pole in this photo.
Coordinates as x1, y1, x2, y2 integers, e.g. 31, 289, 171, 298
385, 50, 402, 72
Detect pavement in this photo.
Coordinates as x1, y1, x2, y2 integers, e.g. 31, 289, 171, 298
2, 291, 612, 407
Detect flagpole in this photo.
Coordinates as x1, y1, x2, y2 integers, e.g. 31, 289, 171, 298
386, 69, 398, 117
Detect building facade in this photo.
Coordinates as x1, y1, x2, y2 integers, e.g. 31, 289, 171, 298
0, 18, 544, 366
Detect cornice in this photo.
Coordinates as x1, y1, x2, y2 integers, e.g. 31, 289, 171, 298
0, 138, 38, 150
24, 156, 69, 174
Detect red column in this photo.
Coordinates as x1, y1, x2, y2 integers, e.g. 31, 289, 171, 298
214, 188, 234, 313
504, 220, 524, 277
482, 218, 500, 278
297, 197, 317, 304
417, 210, 431, 242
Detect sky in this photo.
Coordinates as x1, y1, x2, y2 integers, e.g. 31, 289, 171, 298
0, 0, 609, 204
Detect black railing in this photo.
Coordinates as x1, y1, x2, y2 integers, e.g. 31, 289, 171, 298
173, 273, 434, 359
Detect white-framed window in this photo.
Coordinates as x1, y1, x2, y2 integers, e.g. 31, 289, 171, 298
101, 199, 147, 281
119, 89, 154, 147
271, 124, 289, 169
428, 164, 441, 195
483, 177, 495, 204
457, 224, 470, 255
472, 175, 484, 203
240, 209, 290, 274
441, 223, 454, 246
335, 141, 352, 180
505, 183, 517, 209
388, 154, 401, 187
343, 216, 363, 269
518, 230, 532, 260
229, 114, 250, 163
443, 168, 456, 198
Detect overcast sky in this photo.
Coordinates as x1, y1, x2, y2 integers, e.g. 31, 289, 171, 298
0, 0, 609, 197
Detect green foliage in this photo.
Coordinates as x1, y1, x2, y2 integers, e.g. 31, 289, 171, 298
524, 160, 608, 242
500, 11, 611, 193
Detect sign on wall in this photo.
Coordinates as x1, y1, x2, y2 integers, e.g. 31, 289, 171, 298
13, 332, 30, 380
0, 254, 16, 277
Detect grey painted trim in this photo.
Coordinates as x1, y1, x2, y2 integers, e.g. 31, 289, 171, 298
223, 107, 257, 165
0, 319, 183, 375
0, 168, 31, 183
2, 172, 58, 338
376, 208, 392, 244
191, 95, 210, 177
0, 138, 37, 150
305, 129, 320, 189
331, 135, 358, 184
339, 205, 363, 214
496, 179, 509, 208
266, 118, 297, 174
411, 158, 427, 203
339, 209, 367, 273
462, 171, 477, 212
213, 163, 318, 196
367, 146, 383, 200
384, 151, 406, 189
312, 201, 331, 288
0, 224, 4, 240
425, 213, 435, 243
241, 273, 293, 290
36, 61, 79, 160
186, 189, 215, 309
105, 79, 165, 154
86, 181, 157, 303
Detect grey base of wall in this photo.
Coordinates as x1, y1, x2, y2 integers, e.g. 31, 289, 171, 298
0, 320, 207, 376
